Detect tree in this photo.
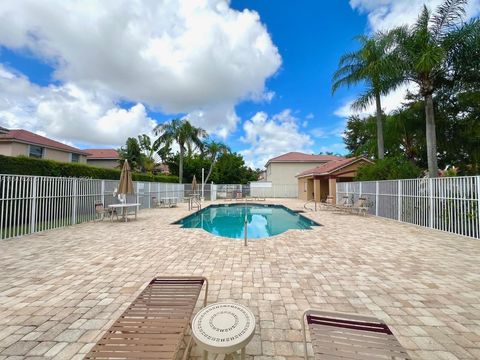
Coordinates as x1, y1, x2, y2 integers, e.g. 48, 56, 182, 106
137, 134, 160, 173
203, 140, 230, 183
332, 33, 399, 160
392, 0, 473, 177
118, 137, 143, 171
153, 119, 207, 183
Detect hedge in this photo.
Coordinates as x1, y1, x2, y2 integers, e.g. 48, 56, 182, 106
0, 155, 179, 183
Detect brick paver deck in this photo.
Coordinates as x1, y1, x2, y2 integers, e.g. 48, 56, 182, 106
0, 199, 479, 360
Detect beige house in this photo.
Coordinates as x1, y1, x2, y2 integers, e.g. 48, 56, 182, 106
0, 128, 88, 163
84, 149, 120, 169
263, 152, 343, 188
296, 156, 372, 202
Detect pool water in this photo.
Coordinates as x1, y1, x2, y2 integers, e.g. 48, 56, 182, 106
174, 204, 320, 239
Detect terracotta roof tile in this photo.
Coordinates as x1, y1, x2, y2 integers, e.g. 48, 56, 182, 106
266, 152, 342, 165
0, 129, 89, 155
296, 157, 372, 177
84, 149, 119, 159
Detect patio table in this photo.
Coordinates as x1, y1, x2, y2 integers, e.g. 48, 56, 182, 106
192, 302, 255, 360
160, 197, 178, 207
108, 203, 141, 222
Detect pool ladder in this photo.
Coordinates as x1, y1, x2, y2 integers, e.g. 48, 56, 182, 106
189, 197, 201, 211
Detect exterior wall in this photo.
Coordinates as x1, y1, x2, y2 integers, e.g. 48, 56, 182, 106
332, 160, 370, 178
266, 162, 327, 186
313, 179, 321, 202
0, 141, 87, 163
298, 178, 308, 201
86, 159, 119, 169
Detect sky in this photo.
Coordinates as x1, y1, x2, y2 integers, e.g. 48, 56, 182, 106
0, 0, 479, 168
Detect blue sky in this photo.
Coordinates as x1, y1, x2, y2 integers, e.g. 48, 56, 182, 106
1, 0, 478, 168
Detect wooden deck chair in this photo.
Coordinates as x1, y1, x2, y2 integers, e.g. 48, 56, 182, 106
85, 277, 208, 360
302, 310, 411, 360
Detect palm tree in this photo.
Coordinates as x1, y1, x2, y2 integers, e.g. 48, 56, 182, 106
392, 0, 471, 177
153, 119, 207, 183
204, 140, 230, 183
332, 33, 399, 160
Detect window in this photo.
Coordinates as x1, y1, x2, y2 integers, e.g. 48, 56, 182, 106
71, 153, 80, 163
29, 145, 44, 159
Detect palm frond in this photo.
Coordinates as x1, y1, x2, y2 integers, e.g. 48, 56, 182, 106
351, 89, 376, 111
431, 0, 467, 39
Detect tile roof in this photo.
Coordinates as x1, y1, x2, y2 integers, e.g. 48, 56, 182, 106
0, 129, 89, 155
296, 157, 372, 177
266, 152, 342, 165
84, 149, 119, 159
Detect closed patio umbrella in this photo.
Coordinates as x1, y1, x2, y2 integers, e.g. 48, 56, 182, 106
192, 175, 198, 196
118, 160, 134, 202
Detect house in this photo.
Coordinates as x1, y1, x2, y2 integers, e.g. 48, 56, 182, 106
263, 152, 343, 187
0, 128, 89, 163
84, 149, 120, 169
296, 156, 373, 202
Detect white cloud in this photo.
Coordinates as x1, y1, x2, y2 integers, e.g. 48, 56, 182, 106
306, 113, 314, 120
0, 0, 281, 142
0, 65, 155, 147
350, 0, 480, 32
240, 109, 313, 168
319, 143, 346, 154
334, 83, 416, 118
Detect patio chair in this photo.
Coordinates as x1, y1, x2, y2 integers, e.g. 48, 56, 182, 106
95, 202, 118, 221
85, 276, 209, 360
333, 195, 350, 212
320, 195, 335, 210
349, 197, 369, 216
302, 309, 411, 360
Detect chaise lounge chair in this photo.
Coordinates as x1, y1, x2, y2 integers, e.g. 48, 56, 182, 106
302, 309, 410, 360
348, 197, 369, 216
85, 277, 208, 360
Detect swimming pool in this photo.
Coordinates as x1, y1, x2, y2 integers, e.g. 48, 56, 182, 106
174, 203, 320, 239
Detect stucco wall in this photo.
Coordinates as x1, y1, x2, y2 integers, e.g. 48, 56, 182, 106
86, 159, 119, 169
266, 162, 327, 187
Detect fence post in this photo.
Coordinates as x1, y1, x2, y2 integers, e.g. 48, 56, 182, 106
30, 177, 37, 234
148, 183, 151, 209
397, 180, 402, 221
101, 180, 105, 206
476, 176, 480, 237
359, 182, 362, 197
429, 178, 434, 228
72, 178, 77, 225
375, 181, 379, 216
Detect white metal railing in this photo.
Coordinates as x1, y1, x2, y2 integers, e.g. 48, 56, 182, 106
0, 174, 184, 240
337, 176, 480, 239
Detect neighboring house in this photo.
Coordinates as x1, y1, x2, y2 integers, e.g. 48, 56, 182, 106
154, 163, 170, 175
84, 149, 120, 169
0, 128, 88, 163
296, 156, 373, 202
263, 152, 343, 187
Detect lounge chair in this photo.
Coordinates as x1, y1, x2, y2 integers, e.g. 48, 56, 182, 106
85, 277, 208, 360
302, 309, 411, 360
334, 195, 350, 212
95, 202, 118, 221
320, 195, 335, 210
349, 197, 369, 216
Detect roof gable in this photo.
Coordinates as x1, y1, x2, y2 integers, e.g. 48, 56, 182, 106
296, 157, 372, 177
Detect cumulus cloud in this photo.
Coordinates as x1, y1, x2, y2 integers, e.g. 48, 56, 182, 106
0, 0, 281, 122
0, 65, 156, 146
350, 0, 480, 32
240, 109, 313, 168
334, 84, 416, 119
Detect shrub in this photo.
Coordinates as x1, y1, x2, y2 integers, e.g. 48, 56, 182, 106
355, 157, 422, 181
0, 155, 179, 183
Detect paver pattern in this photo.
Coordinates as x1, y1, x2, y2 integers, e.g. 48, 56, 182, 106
0, 199, 479, 360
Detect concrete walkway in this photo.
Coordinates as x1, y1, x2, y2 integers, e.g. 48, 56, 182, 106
0, 199, 479, 359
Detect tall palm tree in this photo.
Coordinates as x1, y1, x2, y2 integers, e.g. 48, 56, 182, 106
153, 119, 207, 183
392, 0, 470, 177
332, 33, 399, 160
203, 140, 230, 184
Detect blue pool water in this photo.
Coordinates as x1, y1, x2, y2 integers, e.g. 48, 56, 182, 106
175, 204, 319, 239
